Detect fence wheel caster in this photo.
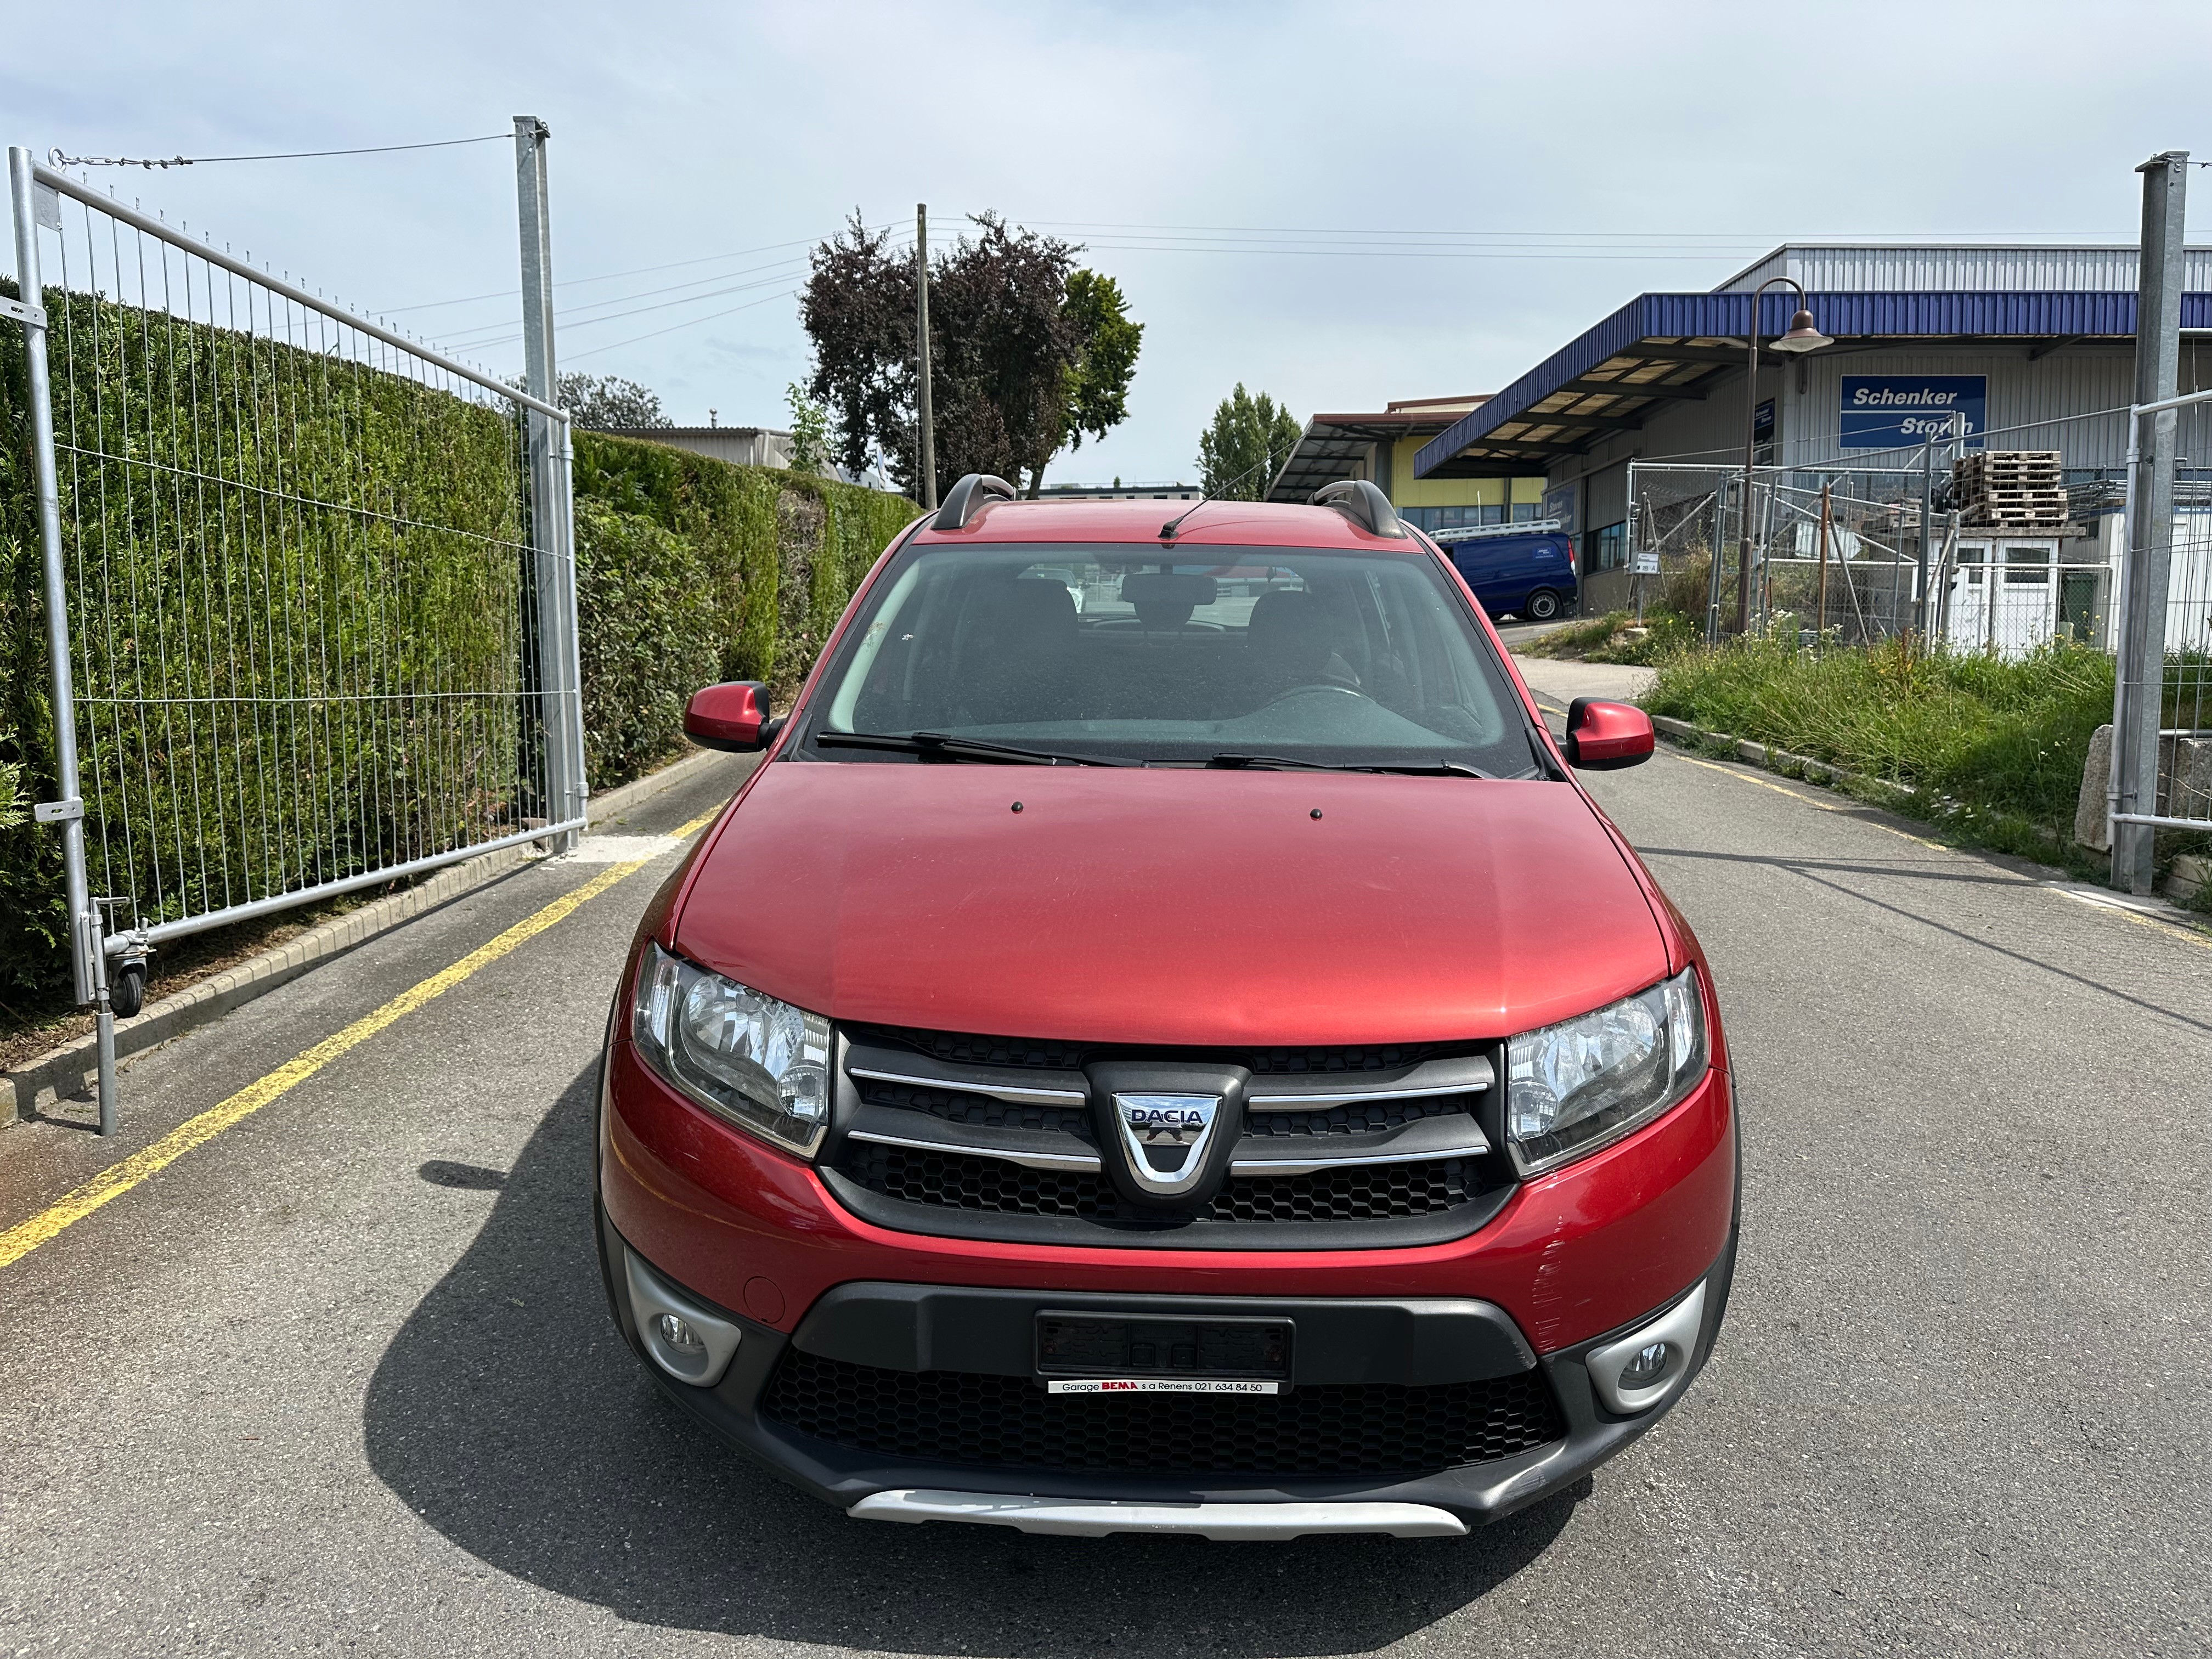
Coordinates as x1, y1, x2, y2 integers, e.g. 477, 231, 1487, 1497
111, 959, 147, 1019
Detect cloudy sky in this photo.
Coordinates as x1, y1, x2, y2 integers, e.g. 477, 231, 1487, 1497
9, 0, 2207, 485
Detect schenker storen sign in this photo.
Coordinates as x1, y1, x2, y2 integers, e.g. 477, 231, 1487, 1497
1839, 375, 1987, 450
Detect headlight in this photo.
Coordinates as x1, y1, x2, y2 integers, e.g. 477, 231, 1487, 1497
629, 940, 832, 1156
1505, 967, 1708, 1176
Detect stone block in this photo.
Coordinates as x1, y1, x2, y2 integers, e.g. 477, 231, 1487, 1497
2075, 724, 2114, 850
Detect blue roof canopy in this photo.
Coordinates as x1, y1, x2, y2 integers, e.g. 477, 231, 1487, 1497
1415, 289, 2212, 478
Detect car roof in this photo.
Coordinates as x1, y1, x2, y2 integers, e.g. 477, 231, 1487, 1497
906, 496, 1435, 552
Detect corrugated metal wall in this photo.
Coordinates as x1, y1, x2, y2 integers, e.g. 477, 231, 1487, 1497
1718, 245, 2212, 294
1584, 461, 1630, 530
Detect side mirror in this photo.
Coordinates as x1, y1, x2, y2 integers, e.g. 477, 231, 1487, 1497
1563, 697, 1655, 770
684, 681, 773, 752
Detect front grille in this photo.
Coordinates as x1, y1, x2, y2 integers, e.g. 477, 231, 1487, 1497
1242, 1096, 1467, 1137
1214, 1160, 1479, 1221
834, 1024, 1507, 1245
1244, 1044, 1435, 1075
762, 1351, 1565, 1477
839, 1142, 1481, 1222
857, 1077, 1090, 1135
866, 1026, 1092, 1071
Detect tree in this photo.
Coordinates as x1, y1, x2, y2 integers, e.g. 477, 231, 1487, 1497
1197, 385, 1303, 499
785, 383, 833, 475
798, 214, 915, 484
1041, 269, 1143, 495
558, 373, 670, 430
799, 211, 1141, 502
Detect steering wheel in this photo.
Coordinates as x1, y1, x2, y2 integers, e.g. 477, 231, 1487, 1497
1261, 682, 1369, 710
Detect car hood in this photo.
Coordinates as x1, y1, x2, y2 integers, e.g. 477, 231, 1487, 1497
672, 760, 1669, 1047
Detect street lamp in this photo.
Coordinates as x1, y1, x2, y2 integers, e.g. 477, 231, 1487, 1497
1733, 277, 1831, 635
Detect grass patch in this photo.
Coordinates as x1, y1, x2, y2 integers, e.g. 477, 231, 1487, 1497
1644, 635, 2119, 870
1521, 608, 1701, 667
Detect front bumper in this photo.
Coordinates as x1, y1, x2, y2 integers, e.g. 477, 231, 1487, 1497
600, 1041, 1737, 1357
597, 1203, 1738, 1534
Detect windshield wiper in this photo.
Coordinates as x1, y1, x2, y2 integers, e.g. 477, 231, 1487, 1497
1206, 753, 1492, 778
816, 730, 1132, 766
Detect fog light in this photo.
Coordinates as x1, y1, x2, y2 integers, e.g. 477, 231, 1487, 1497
623, 1246, 743, 1387
1584, 1281, 1706, 1415
656, 1313, 706, 1354
1619, 1340, 1672, 1388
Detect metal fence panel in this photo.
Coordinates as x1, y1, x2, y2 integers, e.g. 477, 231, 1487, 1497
8, 149, 583, 1126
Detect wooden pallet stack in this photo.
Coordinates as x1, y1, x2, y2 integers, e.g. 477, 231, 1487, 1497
1953, 450, 2067, 528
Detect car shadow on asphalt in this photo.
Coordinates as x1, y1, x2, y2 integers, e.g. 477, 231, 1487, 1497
363, 1066, 1582, 1654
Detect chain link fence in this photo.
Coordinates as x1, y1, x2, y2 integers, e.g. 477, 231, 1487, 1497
8, 146, 583, 1125
1628, 445, 2119, 653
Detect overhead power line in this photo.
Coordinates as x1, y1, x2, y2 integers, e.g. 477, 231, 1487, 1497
428, 255, 819, 351
562, 288, 804, 363
381, 227, 891, 315
49, 132, 511, 170
385, 221, 893, 320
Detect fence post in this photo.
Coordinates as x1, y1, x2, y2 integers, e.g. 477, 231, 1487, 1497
1815, 482, 1832, 639
515, 116, 584, 854
2113, 150, 2189, 894
11, 145, 117, 1132
915, 204, 936, 511
1705, 478, 1727, 645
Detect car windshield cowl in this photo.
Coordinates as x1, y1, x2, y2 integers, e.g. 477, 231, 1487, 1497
1206, 753, 1493, 778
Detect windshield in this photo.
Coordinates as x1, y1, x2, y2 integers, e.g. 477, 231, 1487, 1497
805, 543, 1540, 774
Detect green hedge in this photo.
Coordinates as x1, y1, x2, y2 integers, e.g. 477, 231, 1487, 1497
570, 432, 916, 787
0, 279, 915, 1015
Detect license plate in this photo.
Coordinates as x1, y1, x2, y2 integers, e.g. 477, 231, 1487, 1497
1047, 1378, 1279, 1395
1035, 1312, 1293, 1385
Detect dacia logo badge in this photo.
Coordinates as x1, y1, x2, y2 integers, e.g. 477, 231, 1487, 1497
1111, 1093, 1221, 1197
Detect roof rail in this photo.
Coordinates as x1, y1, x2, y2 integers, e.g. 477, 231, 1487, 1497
1311, 478, 1405, 539
932, 473, 1018, 531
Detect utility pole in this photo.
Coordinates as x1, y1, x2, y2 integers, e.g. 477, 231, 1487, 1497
515, 114, 583, 855
915, 204, 936, 510
2113, 150, 2190, 894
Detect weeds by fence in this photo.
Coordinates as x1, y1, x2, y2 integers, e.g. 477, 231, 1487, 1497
1644, 635, 2117, 857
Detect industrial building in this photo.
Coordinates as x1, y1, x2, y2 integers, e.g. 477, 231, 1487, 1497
1409, 242, 2212, 634
1266, 396, 1548, 534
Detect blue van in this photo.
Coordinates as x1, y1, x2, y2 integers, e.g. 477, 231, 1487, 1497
1432, 526, 1579, 622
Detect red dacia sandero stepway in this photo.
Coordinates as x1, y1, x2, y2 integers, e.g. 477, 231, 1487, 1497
597, 476, 1736, 1541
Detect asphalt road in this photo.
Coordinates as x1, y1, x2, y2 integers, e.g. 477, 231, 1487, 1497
2, 681, 2208, 1659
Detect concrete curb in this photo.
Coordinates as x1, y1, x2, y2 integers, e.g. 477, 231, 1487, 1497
1648, 715, 2210, 912
588, 743, 726, 827
1647, 714, 1866, 790
3, 744, 730, 1124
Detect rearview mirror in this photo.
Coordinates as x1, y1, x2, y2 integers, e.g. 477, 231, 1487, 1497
1563, 698, 1655, 770
684, 681, 773, 752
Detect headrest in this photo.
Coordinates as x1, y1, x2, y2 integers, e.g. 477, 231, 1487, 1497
970, 576, 1077, 636
1118, 571, 1217, 610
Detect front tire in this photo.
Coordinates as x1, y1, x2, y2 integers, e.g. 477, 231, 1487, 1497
1525, 588, 1562, 622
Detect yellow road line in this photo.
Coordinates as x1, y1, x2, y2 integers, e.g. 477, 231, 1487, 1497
0, 809, 723, 1272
